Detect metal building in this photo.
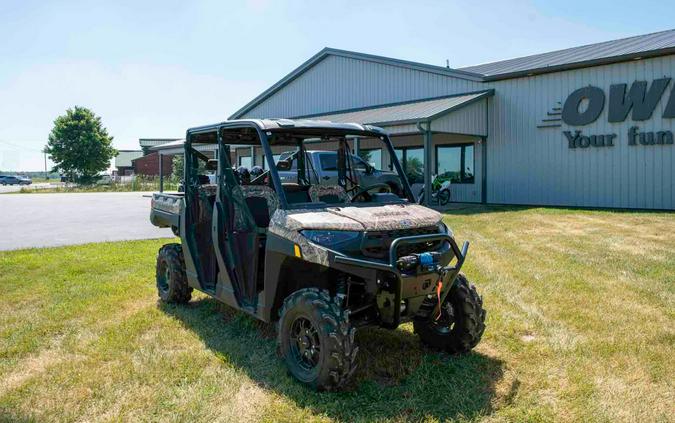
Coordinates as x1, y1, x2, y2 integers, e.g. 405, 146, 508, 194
231, 30, 675, 210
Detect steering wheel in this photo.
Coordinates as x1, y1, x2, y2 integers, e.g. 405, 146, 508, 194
351, 183, 392, 202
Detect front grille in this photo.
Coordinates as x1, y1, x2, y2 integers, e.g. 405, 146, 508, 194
361, 226, 440, 260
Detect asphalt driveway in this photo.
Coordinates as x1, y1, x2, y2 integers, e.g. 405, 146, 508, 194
0, 192, 173, 251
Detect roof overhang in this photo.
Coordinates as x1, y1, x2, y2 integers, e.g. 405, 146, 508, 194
291, 90, 494, 135
149, 139, 217, 156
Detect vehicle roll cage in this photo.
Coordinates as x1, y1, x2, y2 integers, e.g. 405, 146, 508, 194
184, 121, 417, 209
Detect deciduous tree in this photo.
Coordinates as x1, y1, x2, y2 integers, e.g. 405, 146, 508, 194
46, 106, 116, 183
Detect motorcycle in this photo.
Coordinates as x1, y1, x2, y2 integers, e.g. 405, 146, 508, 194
417, 176, 451, 205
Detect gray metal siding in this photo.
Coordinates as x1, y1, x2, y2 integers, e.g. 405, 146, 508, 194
244, 55, 482, 119
486, 54, 674, 209
431, 99, 487, 136
239, 51, 674, 210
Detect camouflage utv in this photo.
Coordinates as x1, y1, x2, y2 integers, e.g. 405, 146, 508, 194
150, 119, 486, 390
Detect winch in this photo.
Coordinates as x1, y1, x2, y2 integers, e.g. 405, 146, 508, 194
396, 251, 443, 273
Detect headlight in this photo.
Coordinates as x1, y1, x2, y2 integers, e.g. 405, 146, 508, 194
437, 221, 453, 237
301, 230, 362, 249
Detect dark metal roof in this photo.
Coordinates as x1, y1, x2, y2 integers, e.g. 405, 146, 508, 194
294, 90, 493, 126
459, 29, 675, 80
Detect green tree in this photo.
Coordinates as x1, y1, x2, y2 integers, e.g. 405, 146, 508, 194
171, 155, 184, 181
46, 106, 116, 183
405, 157, 424, 183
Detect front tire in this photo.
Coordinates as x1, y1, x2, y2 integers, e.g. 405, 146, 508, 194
156, 243, 192, 303
277, 288, 358, 391
413, 273, 485, 353
438, 189, 451, 205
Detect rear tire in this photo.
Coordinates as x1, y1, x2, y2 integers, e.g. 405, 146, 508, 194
413, 273, 485, 353
277, 288, 358, 391
156, 243, 192, 303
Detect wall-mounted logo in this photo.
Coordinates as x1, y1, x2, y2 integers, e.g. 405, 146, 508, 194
539, 78, 674, 148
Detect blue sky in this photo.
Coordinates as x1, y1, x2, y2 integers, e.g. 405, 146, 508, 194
1, 0, 673, 171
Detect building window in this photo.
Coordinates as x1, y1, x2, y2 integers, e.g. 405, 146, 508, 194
238, 156, 252, 168
358, 148, 382, 170
435, 144, 474, 184
394, 147, 424, 184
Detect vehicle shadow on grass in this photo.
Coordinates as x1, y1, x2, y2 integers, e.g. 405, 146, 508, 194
160, 297, 508, 422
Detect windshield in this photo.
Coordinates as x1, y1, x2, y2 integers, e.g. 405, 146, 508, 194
262, 130, 413, 207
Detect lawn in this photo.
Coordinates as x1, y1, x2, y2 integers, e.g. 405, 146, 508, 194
0, 207, 673, 422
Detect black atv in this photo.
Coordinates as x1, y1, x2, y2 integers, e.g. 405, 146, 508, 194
150, 119, 486, 390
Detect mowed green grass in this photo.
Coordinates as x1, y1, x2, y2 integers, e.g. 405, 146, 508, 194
0, 207, 673, 422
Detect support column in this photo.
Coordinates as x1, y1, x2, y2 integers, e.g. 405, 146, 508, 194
354, 136, 360, 156
250, 146, 256, 166
159, 152, 164, 192
423, 124, 432, 207
481, 136, 487, 204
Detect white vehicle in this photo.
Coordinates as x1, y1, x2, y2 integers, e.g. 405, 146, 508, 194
95, 174, 113, 185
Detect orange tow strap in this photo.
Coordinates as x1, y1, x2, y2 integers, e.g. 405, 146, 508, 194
435, 279, 443, 321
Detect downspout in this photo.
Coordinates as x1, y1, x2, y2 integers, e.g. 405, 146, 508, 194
481, 96, 489, 204
416, 120, 432, 206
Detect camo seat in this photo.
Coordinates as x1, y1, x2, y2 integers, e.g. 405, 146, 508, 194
240, 185, 280, 228
198, 184, 218, 197
308, 185, 351, 204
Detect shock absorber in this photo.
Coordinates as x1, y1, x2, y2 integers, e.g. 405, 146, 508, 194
336, 273, 348, 305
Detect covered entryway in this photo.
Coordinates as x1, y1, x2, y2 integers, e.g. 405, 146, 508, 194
293, 90, 494, 205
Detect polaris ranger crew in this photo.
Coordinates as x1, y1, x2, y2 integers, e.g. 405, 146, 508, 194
150, 119, 485, 390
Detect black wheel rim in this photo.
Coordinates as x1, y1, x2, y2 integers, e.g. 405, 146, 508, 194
290, 316, 321, 371
432, 302, 456, 334
157, 260, 170, 294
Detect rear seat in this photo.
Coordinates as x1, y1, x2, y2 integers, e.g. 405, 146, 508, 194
240, 185, 279, 228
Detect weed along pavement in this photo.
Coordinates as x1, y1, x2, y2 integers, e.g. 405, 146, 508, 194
0, 192, 173, 250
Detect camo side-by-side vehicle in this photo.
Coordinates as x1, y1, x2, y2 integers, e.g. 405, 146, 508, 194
150, 119, 486, 390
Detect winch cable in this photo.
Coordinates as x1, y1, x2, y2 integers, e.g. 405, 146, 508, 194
434, 268, 448, 321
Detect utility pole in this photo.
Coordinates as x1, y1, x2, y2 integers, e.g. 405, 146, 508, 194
43, 148, 48, 179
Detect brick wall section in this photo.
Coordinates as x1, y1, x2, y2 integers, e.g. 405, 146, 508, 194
132, 152, 173, 176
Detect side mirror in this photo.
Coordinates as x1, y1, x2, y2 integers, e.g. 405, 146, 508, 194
206, 159, 218, 171
276, 159, 292, 171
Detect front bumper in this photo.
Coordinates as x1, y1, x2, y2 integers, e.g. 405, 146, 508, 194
332, 233, 469, 328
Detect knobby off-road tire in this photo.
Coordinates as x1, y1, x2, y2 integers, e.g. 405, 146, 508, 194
277, 288, 358, 391
413, 273, 486, 353
156, 243, 192, 304
438, 189, 451, 205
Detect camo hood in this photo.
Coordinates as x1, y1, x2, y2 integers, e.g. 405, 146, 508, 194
271, 204, 442, 232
